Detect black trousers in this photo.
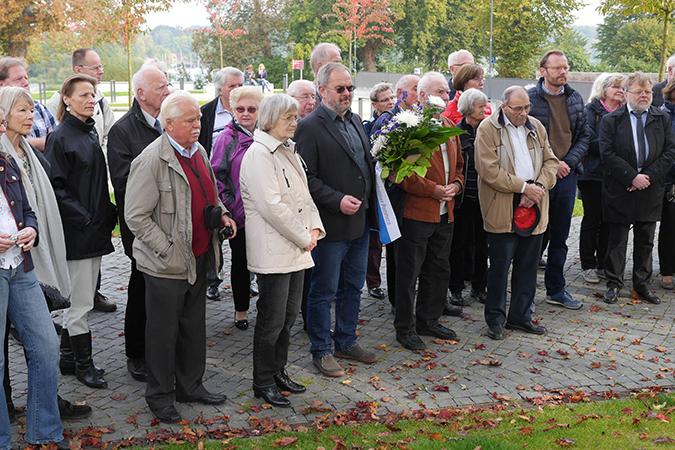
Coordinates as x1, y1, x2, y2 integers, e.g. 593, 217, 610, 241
366, 230, 382, 289
485, 233, 543, 328
385, 242, 396, 307
228, 230, 251, 312
253, 271, 303, 388
578, 180, 609, 270
124, 258, 146, 359
394, 216, 453, 334
658, 192, 675, 276
605, 222, 656, 291
449, 198, 487, 294
144, 254, 210, 409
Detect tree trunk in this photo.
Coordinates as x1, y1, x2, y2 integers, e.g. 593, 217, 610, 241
362, 41, 377, 72
219, 35, 224, 69
659, 10, 670, 81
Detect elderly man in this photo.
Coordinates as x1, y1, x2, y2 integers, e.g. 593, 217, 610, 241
46, 48, 118, 313
528, 50, 589, 311
107, 64, 171, 382
198, 67, 244, 156
447, 50, 474, 100
125, 91, 237, 423
296, 63, 376, 377
287, 79, 317, 118
0, 57, 55, 151
393, 72, 464, 351
652, 54, 675, 107
475, 86, 559, 340
310, 42, 342, 75
599, 72, 675, 305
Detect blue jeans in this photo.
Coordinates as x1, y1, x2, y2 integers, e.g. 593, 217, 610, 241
0, 264, 62, 448
306, 228, 369, 358
545, 172, 577, 295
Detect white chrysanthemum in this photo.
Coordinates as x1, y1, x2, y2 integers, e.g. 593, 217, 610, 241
394, 109, 421, 127
371, 134, 388, 157
428, 95, 446, 110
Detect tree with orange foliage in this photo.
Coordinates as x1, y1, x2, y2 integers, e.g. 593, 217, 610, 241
324, 0, 396, 71
204, 0, 247, 69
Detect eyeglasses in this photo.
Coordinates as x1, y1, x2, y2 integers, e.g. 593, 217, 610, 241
627, 89, 652, 96
78, 64, 104, 71
235, 106, 258, 114
328, 85, 355, 94
296, 94, 316, 101
375, 95, 395, 103
505, 103, 531, 113
544, 65, 569, 72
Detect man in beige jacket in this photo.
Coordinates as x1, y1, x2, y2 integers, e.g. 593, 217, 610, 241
474, 86, 558, 340
125, 91, 237, 424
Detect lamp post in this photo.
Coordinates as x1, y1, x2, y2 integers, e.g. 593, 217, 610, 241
488, 0, 494, 78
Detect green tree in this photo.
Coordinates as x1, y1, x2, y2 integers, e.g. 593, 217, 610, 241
551, 27, 593, 72
472, 0, 582, 77
600, 0, 675, 79
595, 13, 673, 73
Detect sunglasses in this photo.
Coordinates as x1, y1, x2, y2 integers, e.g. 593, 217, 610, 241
235, 106, 258, 114
329, 85, 356, 94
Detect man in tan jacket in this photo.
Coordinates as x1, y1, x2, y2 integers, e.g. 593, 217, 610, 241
474, 86, 558, 341
394, 71, 465, 351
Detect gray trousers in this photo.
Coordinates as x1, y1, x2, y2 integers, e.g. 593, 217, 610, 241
144, 254, 209, 409
253, 270, 303, 388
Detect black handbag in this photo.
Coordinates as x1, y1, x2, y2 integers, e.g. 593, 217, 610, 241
40, 283, 71, 312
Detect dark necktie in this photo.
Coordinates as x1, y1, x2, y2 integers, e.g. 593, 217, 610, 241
154, 118, 162, 135
631, 111, 647, 168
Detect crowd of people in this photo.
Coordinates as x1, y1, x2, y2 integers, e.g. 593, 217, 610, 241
0, 41, 672, 446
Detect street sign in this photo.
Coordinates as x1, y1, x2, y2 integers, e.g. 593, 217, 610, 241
292, 59, 305, 70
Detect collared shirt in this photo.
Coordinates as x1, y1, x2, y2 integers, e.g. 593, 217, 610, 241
626, 103, 650, 170
167, 134, 199, 158
212, 98, 233, 144
321, 103, 371, 207
503, 113, 534, 189
30, 101, 56, 138
140, 107, 161, 132
0, 188, 22, 270
542, 84, 564, 96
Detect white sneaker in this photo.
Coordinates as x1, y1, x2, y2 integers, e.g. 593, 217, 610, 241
582, 269, 600, 284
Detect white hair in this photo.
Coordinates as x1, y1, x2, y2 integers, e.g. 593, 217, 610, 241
159, 91, 198, 128
667, 54, 675, 70
287, 79, 315, 98
132, 65, 165, 97
502, 85, 528, 103
447, 49, 474, 67
310, 42, 341, 73
589, 72, 625, 101
213, 67, 243, 96
418, 71, 447, 96
457, 88, 488, 117
257, 94, 299, 132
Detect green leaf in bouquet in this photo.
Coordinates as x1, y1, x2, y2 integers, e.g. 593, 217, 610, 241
380, 166, 390, 180
411, 165, 429, 177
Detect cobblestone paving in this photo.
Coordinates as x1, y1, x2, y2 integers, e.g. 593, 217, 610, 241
7, 219, 674, 445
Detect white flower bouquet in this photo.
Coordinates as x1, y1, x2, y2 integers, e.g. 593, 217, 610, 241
371, 96, 464, 183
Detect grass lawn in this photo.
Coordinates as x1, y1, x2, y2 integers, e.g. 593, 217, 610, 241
132, 392, 674, 449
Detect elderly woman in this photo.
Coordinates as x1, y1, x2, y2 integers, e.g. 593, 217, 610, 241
658, 79, 675, 290
210, 86, 264, 330
45, 74, 117, 389
0, 86, 91, 423
0, 107, 64, 448
442, 64, 492, 124
240, 94, 324, 407
579, 73, 625, 284
447, 89, 489, 306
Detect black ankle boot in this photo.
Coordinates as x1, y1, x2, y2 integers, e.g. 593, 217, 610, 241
70, 332, 107, 389
60, 329, 104, 377
58, 395, 92, 420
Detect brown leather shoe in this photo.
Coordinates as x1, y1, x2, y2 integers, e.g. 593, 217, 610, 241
334, 343, 376, 364
313, 354, 345, 377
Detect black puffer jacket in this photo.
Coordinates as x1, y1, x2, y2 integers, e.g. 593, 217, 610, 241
528, 77, 589, 173
45, 112, 116, 260
580, 97, 611, 182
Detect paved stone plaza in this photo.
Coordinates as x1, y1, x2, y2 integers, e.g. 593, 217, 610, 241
7, 219, 674, 446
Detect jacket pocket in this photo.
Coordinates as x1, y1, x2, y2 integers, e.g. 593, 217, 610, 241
159, 183, 175, 214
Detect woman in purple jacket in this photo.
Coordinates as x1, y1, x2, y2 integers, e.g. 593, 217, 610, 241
210, 86, 263, 329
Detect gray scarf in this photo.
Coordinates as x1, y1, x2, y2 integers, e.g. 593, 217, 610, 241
0, 135, 71, 299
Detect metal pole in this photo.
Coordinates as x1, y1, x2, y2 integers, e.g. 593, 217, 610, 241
488, 0, 494, 78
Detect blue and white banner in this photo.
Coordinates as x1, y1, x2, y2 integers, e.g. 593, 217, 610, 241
374, 162, 401, 245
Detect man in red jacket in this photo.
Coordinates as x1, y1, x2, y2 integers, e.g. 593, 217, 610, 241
394, 71, 465, 351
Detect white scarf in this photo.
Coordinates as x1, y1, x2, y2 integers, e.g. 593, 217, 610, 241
0, 135, 71, 299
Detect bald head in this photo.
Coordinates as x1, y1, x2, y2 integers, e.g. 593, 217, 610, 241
311, 43, 342, 74
395, 74, 420, 108
501, 86, 530, 127
133, 65, 171, 117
